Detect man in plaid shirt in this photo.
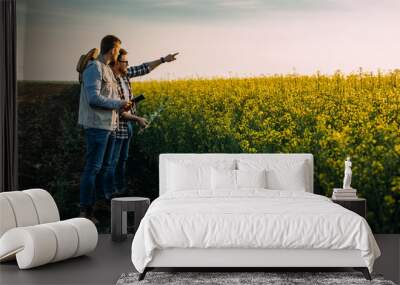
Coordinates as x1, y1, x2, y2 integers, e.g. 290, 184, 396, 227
99, 48, 178, 201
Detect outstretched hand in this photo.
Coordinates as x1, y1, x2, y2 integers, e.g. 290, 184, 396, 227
164, 52, 179, 62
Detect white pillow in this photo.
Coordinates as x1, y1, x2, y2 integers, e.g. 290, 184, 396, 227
238, 159, 308, 191
211, 168, 237, 190
166, 159, 236, 192
236, 169, 267, 189
266, 163, 307, 191
167, 162, 211, 191
211, 169, 268, 190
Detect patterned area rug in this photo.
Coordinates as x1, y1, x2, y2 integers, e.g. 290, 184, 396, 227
116, 271, 396, 285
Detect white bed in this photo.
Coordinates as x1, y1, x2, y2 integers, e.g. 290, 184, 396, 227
131, 154, 380, 280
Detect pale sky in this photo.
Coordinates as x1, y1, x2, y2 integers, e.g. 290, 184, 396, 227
17, 0, 400, 81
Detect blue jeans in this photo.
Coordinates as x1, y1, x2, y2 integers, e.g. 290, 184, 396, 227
80, 128, 112, 207
113, 123, 133, 194
97, 131, 117, 200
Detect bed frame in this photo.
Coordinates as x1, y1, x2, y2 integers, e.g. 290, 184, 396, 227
138, 154, 371, 280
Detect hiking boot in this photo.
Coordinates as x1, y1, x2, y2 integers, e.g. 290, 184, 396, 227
79, 207, 90, 219
79, 206, 99, 225
93, 199, 110, 212
88, 215, 99, 225
88, 206, 99, 225
93, 199, 111, 212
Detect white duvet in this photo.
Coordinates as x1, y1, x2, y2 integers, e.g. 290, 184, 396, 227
131, 190, 380, 273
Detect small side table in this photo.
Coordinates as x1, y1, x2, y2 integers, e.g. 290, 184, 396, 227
111, 197, 150, 242
331, 197, 366, 219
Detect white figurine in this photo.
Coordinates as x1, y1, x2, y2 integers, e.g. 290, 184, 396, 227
343, 156, 352, 189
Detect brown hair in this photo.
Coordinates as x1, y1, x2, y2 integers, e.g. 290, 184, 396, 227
100, 35, 121, 55
117, 48, 128, 61
110, 48, 128, 66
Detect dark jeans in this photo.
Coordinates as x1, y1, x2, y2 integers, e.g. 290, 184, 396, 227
112, 122, 133, 194
113, 123, 132, 193
79, 128, 112, 207
97, 131, 117, 200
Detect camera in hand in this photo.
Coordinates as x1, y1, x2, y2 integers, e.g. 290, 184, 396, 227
123, 94, 145, 111
132, 94, 145, 104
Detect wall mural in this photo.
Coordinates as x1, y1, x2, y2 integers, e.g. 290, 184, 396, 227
17, 0, 400, 233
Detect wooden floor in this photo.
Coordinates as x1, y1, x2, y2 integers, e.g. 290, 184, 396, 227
0, 234, 399, 285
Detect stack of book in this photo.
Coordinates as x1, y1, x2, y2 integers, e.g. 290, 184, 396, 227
332, 188, 357, 199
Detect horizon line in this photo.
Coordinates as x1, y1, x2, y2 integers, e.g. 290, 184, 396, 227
17, 68, 400, 83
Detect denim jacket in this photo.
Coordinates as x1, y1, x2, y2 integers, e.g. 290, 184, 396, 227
78, 59, 123, 131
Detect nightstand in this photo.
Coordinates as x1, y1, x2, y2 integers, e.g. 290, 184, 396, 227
111, 197, 150, 242
331, 198, 366, 219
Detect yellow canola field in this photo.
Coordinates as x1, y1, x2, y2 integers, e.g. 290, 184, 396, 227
133, 72, 400, 233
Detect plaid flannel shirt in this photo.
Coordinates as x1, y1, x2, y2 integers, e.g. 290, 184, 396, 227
115, 63, 150, 139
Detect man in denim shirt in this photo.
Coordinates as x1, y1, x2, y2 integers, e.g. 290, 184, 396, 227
78, 35, 131, 222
